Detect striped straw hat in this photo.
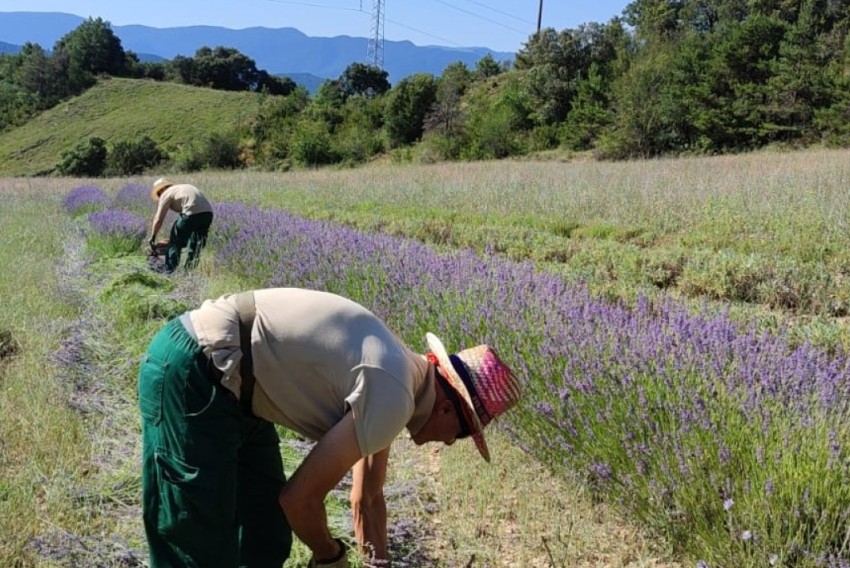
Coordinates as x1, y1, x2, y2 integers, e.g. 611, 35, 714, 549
426, 332, 522, 462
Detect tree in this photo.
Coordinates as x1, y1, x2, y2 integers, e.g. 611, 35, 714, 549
561, 64, 613, 150
426, 62, 471, 138
339, 63, 390, 99
623, 0, 687, 42
53, 18, 127, 77
383, 73, 438, 148
515, 22, 630, 126
474, 54, 504, 79
190, 46, 260, 91
256, 70, 297, 96
460, 74, 532, 160
314, 79, 346, 108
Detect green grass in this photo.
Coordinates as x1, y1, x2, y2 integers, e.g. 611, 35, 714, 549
0, 180, 87, 563
0, 77, 263, 176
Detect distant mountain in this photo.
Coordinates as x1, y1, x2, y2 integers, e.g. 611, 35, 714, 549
0, 40, 17, 54
0, 11, 516, 84
279, 73, 326, 94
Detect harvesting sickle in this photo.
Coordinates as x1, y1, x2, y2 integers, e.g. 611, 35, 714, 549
137, 287, 521, 567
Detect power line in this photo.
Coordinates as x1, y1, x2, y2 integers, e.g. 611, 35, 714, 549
260, 0, 362, 13
258, 0, 525, 49
427, 0, 530, 37
457, 0, 535, 25
384, 17, 465, 47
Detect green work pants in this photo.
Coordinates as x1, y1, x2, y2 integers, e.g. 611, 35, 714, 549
166, 211, 213, 272
138, 318, 292, 568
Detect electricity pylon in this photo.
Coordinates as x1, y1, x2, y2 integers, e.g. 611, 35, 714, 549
366, 0, 385, 69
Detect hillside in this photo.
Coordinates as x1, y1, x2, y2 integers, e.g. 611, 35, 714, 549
0, 77, 262, 176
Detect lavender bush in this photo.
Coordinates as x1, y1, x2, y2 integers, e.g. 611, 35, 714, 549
63, 185, 109, 217
206, 202, 850, 567
112, 183, 150, 211
86, 209, 147, 257
112, 182, 177, 230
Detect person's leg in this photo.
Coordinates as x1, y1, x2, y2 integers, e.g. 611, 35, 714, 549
184, 212, 213, 270
236, 417, 292, 568
165, 215, 190, 272
139, 318, 243, 567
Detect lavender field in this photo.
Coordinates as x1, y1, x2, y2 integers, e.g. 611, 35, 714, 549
3, 151, 850, 567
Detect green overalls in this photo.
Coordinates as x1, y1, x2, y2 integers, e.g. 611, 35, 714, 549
137, 317, 292, 567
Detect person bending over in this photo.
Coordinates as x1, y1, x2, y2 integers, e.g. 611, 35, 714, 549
148, 177, 213, 274
138, 287, 521, 567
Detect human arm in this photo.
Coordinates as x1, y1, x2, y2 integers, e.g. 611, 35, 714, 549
148, 195, 171, 241
351, 447, 389, 563
278, 411, 363, 563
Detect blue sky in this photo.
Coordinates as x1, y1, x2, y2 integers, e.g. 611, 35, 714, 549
1, 0, 631, 53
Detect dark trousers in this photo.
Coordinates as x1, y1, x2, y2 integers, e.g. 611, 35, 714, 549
166, 211, 213, 272
138, 318, 292, 567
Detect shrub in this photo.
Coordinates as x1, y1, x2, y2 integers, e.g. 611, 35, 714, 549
57, 137, 107, 177
104, 136, 166, 176
203, 131, 243, 170
173, 132, 243, 172
290, 120, 338, 167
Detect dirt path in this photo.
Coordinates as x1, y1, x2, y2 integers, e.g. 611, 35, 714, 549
385, 432, 685, 568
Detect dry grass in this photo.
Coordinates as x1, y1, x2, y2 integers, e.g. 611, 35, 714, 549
387, 431, 683, 568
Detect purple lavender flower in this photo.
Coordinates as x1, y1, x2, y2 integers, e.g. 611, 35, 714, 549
192, 201, 850, 564
112, 183, 151, 209
87, 210, 146, 240
63, 185, 109, 216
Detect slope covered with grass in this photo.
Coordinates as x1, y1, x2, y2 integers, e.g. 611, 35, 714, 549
0, 77, 262, 176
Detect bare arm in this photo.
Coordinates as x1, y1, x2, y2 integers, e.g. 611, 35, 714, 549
351, 447, 389, 562
278, 412, 363, 562
149, 205, 167, 241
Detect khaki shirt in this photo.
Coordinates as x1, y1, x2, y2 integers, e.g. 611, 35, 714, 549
155, 184, 213, 218
188, 288, 434, 457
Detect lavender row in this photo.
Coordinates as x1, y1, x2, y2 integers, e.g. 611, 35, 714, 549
210, 201, 850, 565
65, 184, 850, 564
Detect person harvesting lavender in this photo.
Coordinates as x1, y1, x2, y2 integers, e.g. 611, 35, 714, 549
137, 287, 521, 567
147, 177, 213, 274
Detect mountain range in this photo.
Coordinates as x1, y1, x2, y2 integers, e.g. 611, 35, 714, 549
0, 11, 517, 88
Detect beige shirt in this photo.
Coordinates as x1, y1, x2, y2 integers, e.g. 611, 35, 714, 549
155, 183, 213, 218
188, 288, 434, 457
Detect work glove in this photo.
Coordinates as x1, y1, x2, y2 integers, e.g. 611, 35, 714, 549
308, 538, 349, 568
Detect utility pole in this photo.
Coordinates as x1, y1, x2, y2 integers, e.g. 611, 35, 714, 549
367, 0, 385, 69
537, 0, 543, 33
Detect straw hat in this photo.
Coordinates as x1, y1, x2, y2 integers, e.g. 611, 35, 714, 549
150, 177, 174, 201
425, 332, 521, 462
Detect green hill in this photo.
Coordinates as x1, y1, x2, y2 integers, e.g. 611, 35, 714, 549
0, 77, 263, 176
